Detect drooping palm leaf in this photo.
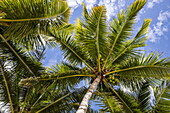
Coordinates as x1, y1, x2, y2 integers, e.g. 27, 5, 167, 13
0, 63, 14, 113
106, 53, 170, 78
0, 35, 44, 77
137, 82, 154, 112
98, 92, 123, 113
19, 62, 95, 93
0, 0, 70, 50
49, 29, 95, 71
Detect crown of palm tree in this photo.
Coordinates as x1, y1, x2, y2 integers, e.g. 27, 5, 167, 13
1, 0, 170, 113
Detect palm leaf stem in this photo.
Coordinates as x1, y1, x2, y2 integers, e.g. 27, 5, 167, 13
103, 79, 133, 113
0, 34, 35, 76
30, 81, 57, 109
30, 84, 61, 112
35, 93, 72, 113
39, 74, 95, 80
96, 7, 104, 72
102, 19, 128, 71
0, 7, 70, 22
0, 64, 14, 113
19, 74, 95, 85
20, 88, 30, 113
105, 66, 170, 76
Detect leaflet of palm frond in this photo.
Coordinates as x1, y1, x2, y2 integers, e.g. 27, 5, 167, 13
110, 19, 151, 67
29, 47, 46, 61
0, 38, 44, 77
138, 82, 153, 112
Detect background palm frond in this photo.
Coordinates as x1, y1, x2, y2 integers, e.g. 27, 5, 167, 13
152, 81, 170, 113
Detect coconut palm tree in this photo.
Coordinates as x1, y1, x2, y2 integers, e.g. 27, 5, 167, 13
0, 0, 98, 112
20, 0, 170, 112
1, 0, 170, 112
0, 0, 80, 112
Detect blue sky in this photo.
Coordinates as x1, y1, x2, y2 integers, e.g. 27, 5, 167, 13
43, 0, 170, 66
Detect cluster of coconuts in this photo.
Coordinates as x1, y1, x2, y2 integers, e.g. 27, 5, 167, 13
81, 67, 90, 74
108, 76, 119, 85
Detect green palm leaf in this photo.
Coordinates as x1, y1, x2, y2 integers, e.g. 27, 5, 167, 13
0, 0, 70, 50
49, 29, 95, 71
106, 53, 170, 78
98, 92, 123, 113
0, 34, 44, 77
103, 0, 147, 70
110, 19, 151, 67
76, 5, 108, 72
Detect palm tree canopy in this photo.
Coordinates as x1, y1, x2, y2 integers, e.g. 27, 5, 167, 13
1, 0, 170, 113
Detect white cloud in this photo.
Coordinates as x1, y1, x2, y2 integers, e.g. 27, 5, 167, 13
98, 0, 126, 20
67, 0, 127, 20
148, 27, 159, 42
85, 0, 97, 10
158, 11, 170, 21
148, 11, 170, 42
147, 0, 164, 8
67, 0, 79, 9
136, 8, 146, 22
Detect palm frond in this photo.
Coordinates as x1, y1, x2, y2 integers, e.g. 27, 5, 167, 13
0, 0, 70, 50
106, 53, 170, 78
103, 0, 147, 70
137, 82, 154, 112
49, 29, 95, 71
103, 79, 134, 113
19, 63, 94, 93
0, 35, 44, 77
110, 19, 151, 67
28, 86, 89, 113
75, 5, 108, 72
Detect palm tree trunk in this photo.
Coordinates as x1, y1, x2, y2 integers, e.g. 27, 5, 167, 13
76, 75, 101, 113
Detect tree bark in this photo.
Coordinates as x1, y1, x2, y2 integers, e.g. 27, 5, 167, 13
76, 75, 101, 113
